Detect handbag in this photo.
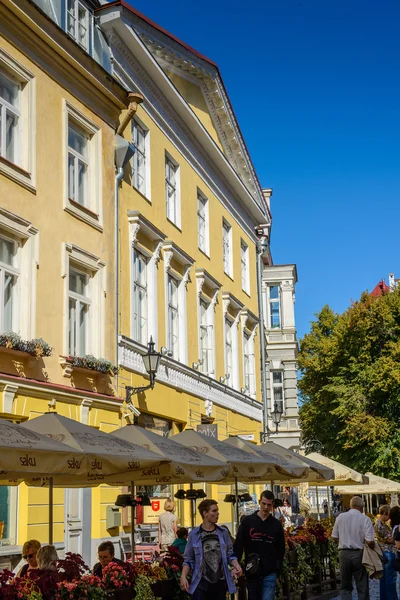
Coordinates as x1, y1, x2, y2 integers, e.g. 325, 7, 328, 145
245, 553, 260, 578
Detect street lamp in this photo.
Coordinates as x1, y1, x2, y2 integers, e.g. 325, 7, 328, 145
271, 402, 283, 433
126, 337, 161, 401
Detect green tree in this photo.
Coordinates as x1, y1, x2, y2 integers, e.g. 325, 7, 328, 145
299, 287, 400, 479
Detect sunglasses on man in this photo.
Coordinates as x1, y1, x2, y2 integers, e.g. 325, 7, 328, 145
23, 553, 35, 560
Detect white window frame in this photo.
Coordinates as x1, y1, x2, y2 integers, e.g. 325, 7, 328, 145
0, 70, 21, 167
63, 101, 102, 231
199, 298, 214, 375
224, 316, 233, 383
0, 50, 36, 192
197, 191, 209, 255
268, 284, 281, 329
241, 240, 250, 294
271, 370, 285, 414
165, 153, 180, 228
0, 233, 20, 335
66, 0, 91, 52
132, 118, 150, 200
222, 219, 233, 278
68, 265, 91, 357
243, 330, 256, 397
63, 243, 106, 358
131, 248, 148, 346
0, 209, 38, 339
167, 274, 180, 360
68, 120, 89, 208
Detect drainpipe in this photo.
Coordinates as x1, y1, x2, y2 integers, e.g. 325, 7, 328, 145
115, 93, 144, 385
256, 235, 270, 441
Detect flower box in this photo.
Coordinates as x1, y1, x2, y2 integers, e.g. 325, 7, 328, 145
150, 578, 176, 597
106, 588, 135, 600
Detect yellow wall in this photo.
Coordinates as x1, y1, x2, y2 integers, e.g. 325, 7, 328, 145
164, 69, 223, 151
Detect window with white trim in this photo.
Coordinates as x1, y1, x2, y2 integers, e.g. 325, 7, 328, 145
0, 234, 19, 333
0, 54, 35, 190
224, 317, 233, 382
241, 240, 250, 294
268, 285, 281, 328
64, 103, 101, 228
132, 249, 148, 345
68, 266, 90, 356
243, 331, 255, 396
68, 121, 89, 207
66, 0, 90, 51
271, 370, 284, 414
0, 71, 20, 166
165, 155, 179, 226
167, 275, 179, 359
199, 299, 213, 375
132, 120, 149, 197
197, 192, 209, 255
222, 220, 232, 277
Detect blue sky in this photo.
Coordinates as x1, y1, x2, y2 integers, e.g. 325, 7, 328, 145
126, 0, 400, 338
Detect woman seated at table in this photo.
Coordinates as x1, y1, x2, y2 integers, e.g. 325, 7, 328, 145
18, 539, 41, 577
172, 527, 188, 554
29, 545, 59, 600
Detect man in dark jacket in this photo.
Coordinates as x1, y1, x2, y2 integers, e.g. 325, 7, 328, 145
234, 490, 285, 600
92, 541, 127, 578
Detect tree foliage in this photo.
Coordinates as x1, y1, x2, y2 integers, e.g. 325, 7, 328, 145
298, 287, 400, 479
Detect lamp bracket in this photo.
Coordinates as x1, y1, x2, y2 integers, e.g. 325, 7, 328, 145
126, 383, 153, 401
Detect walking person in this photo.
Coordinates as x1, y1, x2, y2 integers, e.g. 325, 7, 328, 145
331, 496, 375, 600
158, 498, 178, 552
375, 505, 398, 600
233, 490, 285, 600
180, 498, 242, 599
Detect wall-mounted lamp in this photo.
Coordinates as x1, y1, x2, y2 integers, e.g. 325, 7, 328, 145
126, 337, 161, 401
219, 376, 226, 384
240, 387, 249, 395
192, 362, 199, 370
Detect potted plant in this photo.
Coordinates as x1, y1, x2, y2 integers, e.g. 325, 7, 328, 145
56, 574, 106, 599
102, 562, 134, 600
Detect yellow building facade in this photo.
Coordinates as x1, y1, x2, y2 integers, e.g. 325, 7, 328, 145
0, 0, 271, 568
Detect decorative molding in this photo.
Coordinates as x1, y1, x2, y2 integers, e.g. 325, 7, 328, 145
64, 243, 106, 274
104, 29, 267, 241
163, 249, 174, 273
211, 289, 219, 312
0, 384, 19, 414
119, 336, 262, 421
151, 241, 163, 267
222, 291, 244, 317
127, 211, 167, 243
182, 266, 191, 289
126, 18, 264, 205
196, 272, 205, 297
129, 222, 141, 248
80, 398, 93, 425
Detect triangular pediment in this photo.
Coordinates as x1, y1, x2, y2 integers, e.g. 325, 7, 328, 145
115, 5, 263, 203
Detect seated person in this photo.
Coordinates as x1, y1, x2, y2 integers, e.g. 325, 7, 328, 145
171, 527, 188, 554
31, 545, 59, 600
93, 541, 127, 578
18, 539, 41, 577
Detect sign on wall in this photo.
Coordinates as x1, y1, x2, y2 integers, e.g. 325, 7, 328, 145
196, 424, 218, 439
142, 498, 163, 524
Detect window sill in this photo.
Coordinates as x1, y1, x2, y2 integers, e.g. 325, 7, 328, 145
224, 270, 234, 282
166, 217, 182, 232
132, 185, 152, 205
65, 200, 103, 232
198, 247, 210, 260
242, 288, 251, 298
0, 156, 36, 193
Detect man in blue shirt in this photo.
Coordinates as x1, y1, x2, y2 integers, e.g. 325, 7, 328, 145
180, 499, 242, 600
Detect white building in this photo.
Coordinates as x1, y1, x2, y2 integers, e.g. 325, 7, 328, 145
263, 263, 300, 449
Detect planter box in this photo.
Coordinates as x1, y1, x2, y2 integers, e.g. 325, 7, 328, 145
150, 578, 176, 597
106, 588, 135, 600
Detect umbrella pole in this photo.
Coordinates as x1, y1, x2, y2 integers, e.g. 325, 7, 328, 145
234, 477, 240, 533
190, 484, 195, 529
327, 487, 331, 517
315, 486, 320, 520
49, 477, 53, 545
130, 482, 135, 561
